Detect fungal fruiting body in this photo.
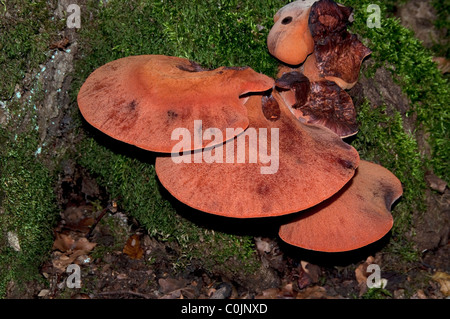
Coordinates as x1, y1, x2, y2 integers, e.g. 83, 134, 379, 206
77, 0, 403, 253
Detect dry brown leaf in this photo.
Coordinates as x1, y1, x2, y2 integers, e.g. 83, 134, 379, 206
280, 282, 295, 298
432, 271, 450, 296
355, 255, 375, 285
53, 233, 75, 252
412, 289, 428, 299
159, 290, 182, 299
74, 237, 97, 254
180, 287, 196, 299
433, 57, 450, 74
355, 256, 377, 296
301, 261, 321, 283
158, 277, 187, 294
296, 286, 328, 299
51, 233, 96, 272
52, 250, 84, 272
123, 234, 144, 260
297, 266, 313, 289
49, 37, 70, 50
255, 288, 280, 299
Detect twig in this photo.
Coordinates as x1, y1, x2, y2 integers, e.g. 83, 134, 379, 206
96, 290, 152, 299
85, 199, 118, 239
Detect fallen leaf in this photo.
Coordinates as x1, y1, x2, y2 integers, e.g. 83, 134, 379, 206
355, 256, 375, 285
301, 261, 321, 283
53, 233, 75, 252
51, 234, 97, 272
52, 250, 83, 272
432, 271, 450, 296
412, 289, 427, 299
158, 277, 187, 294
159, 289, 181, 299
296, 286, 328, 299
297, 266, 313, 289
49, 37, 70, 50
280, 282, 296, 298
180, 287, 196, 299
74, 237, 97, 254
433, 57, 450, 74
123, 234, 144, 260
38, 289, 50, 297
355, 256, 377, 296
255, 288, 280, 299
158, 277, 196, 299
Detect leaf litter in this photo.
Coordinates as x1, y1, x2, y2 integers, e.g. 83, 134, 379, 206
36, 158, 449, 299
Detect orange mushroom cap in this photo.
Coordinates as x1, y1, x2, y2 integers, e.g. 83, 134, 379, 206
308, 0, 372, 89
279, 160, 403, 252
155, 91, 360, 218
267, 0, 316, 65
276, 71, 358, 137
77, 55, 274, 153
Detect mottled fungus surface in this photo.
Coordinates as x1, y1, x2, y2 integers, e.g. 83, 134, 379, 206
267, 0, 371, 89
276, 71, 358, 137
279, 160, 403, 252
77, 55, 274, 153
155, 92, 359, 218
308, 0, 372, 89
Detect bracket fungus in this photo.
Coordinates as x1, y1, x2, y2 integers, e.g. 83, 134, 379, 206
275, 71, 358, 138
268, 0, 371, 90
267, 0, 316, 65
307, 0, 372, 89
155, 92, 359, 218
77, 55, 274, 153
279, 160, 403, 252
75, 0, 404, 254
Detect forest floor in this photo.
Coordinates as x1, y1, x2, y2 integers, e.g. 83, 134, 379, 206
32, 161, 449, 300
1, 0, 449, 300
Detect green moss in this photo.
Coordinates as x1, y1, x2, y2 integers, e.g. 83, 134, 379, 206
0, 1, 63, 297
76, 137, 260, 274
352, 101, 425, 260
342, 0, 449, 184
431, 0, 450, 59
72, 0, 447, 274
0, 129, 57, 298
0, 0, 63, 100
361, 287, 392, 299
338, 0, 449, 259
71, 0, 293, 277
73, 0, 284, 91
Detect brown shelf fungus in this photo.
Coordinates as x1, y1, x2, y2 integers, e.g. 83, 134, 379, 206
276, 71, 358, 138
307, 0, 372, 89
77, 55, 274, 153
279, 160, 403, 252
155, 92, 359, 218
267, 0, 317, 66
267, 0, 371, 90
